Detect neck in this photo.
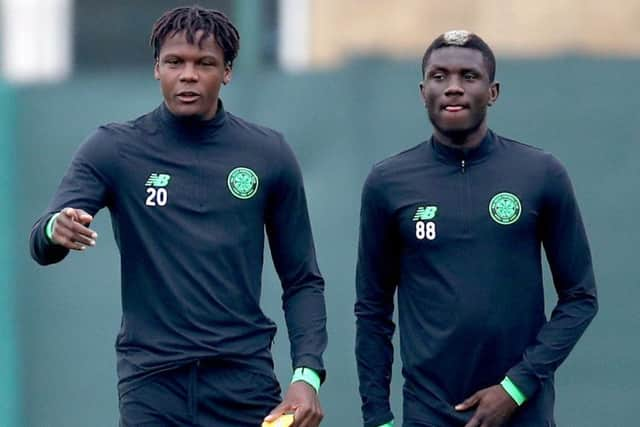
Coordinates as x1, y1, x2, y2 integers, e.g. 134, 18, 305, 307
163, 100, 220, 122
158, 100, 226, 137
433, 122, 488, 150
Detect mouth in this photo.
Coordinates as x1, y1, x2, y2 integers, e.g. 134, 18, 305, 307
441, 104, 468, 112
176, 91, 201, 103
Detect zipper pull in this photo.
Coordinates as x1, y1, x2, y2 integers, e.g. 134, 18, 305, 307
461, 159, 466, 173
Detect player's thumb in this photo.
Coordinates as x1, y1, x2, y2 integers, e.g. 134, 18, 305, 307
61, 207, 79, 221
76, 209, 93, 224
455, 392, 480, 411
263, 402, 289, 422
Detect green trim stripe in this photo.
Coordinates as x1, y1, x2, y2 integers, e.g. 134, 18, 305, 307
291, 367, 321, 393
46, 212, 60, 243
501, 376, 527, 406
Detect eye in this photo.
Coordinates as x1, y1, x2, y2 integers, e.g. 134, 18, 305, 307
164, 57, 180, 65
429, 72, 445, 81
464, 72, 478, 80
198, 57, 219, 67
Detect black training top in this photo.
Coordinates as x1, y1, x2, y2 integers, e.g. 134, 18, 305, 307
30, 102, 327, 394
355, 131, 597, 427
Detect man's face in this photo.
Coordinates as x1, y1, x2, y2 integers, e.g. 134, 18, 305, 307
420, 47, 499, 138
154, 30, 231, 120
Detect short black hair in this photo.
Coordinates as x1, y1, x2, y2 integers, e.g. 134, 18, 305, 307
421, 30, 496, 81
150, 5, 240, 67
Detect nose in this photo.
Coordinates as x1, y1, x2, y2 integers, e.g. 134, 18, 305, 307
179, 62, 198, 82
444, 76, 464, 96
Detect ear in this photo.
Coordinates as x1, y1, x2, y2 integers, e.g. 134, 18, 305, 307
419, 80, 427, 106
154, 60, 160, 80
488, 81, 500, 106
222, 64, 233, 85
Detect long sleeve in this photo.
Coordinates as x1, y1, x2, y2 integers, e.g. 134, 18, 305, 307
265, 137, 327, 380
506, 155, 598, 398
29, 128, 113, 265
354, 169, 400, 427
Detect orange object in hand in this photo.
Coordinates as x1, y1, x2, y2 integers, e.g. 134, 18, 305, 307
262, 413, 294, 427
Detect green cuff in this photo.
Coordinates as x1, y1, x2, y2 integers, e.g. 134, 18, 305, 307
45, 212, 60, 243
500, 376, 527, 406
376, 421, 394, 427
291, 367, 321, 393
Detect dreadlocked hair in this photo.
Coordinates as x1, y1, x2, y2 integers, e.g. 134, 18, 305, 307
150, 5, 240, 67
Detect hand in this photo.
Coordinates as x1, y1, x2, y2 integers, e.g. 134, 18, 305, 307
455, 384, 518, 427
51, 207, 98, 251
264, 381, 323, 427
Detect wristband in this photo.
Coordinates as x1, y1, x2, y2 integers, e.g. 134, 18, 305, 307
45, 212, 60, 243
291, 367, 320, 393
376, 422, 394, 427
500, 376, 527, 406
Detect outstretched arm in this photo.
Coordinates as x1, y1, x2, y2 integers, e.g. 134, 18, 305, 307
30, 128, 112, 265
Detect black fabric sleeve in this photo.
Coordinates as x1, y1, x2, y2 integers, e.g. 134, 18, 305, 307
265, 136, 327, 381
29, 127, 114, 265
354, 169, 400, 427
506, 155, 598, 398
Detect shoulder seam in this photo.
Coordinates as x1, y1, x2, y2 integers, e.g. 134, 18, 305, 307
373, 141, 428, 170
226, 112, 282, 138
496, 134, 544, 153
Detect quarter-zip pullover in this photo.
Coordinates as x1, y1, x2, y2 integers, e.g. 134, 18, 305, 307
30, 102, 327, 394
355, 130, 597, 427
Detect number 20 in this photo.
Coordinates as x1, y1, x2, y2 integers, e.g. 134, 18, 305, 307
415, 221, 436, 240
146, 188, 167, 206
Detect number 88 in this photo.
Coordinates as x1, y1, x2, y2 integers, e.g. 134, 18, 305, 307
415, 221, 436, 240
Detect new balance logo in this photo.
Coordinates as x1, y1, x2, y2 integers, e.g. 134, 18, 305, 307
412, 206, 438, 221
145, 173, 171, 187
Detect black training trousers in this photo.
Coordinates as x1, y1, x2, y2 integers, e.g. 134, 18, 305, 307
119, 360, 281, 427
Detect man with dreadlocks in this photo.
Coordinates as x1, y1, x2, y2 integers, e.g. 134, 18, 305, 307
30, 6, 326, 427
355, 31, 597, 427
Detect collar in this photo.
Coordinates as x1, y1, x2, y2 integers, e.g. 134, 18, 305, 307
430, 129, 495, 164
157, 99, 227, 138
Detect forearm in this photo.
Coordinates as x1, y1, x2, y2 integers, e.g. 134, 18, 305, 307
355, 311, 395, 427
506, 288, 598, 397
282, 275, 327, 378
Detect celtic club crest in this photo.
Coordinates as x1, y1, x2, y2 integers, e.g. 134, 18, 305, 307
227, 167, 259, 199
489, 192, 521, 225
